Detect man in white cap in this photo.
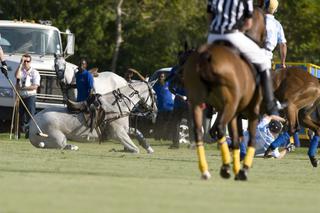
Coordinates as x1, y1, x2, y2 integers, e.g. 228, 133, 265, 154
264, 0, 287, 68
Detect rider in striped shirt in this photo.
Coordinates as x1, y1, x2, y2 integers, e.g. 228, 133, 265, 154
207, 0, 279, 116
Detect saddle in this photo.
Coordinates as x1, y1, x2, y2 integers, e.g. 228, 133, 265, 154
66, 94, 105, 142
89, 67, 99, 77
66, 99, 87, 113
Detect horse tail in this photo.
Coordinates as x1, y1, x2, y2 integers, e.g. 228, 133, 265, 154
127, 68, 146, 81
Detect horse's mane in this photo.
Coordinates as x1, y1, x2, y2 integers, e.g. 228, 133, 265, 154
245, 6, 266, 47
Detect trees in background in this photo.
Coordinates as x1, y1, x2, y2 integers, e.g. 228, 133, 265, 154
0, 0, 318, 76
276, 0, 320, 64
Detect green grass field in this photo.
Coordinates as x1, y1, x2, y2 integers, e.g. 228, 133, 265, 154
0, 133, 320, 213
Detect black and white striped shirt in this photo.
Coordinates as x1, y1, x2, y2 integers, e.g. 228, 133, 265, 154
207, 0, 254, 34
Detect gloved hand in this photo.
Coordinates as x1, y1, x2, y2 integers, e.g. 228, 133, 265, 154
176, 94, 187, 101
1, 61, 8, 77
286, 143, 295, 152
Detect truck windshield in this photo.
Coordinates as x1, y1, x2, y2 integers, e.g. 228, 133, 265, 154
0, 27, 62, 55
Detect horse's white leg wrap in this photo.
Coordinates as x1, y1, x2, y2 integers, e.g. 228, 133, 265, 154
111, 122, 139, 153
201, 171, 212, 180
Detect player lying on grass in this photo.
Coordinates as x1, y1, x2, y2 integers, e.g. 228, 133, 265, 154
239, 115, 295, 159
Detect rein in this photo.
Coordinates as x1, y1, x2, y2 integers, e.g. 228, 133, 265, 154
100, 81, 156, 125
58, 82, 77, 102
111, 85, 138, 115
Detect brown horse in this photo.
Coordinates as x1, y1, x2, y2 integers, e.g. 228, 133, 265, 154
270, 67, 320, 166
273, 67, 320, 133
182, 7, 267, 181
184, 43, 262, 180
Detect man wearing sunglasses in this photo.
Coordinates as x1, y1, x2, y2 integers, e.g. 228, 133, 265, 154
15, 53, 40, 139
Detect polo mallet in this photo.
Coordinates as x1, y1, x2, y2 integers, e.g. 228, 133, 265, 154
4, 74, 48, 138
9, 97, 16, 139
15, 98, 20, 139
9, 96, 19, 139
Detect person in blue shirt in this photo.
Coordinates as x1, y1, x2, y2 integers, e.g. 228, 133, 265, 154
153, 72, 174, 140
168, 66, 190, 148
75, 59, 94, 102
264, 0, 287, 68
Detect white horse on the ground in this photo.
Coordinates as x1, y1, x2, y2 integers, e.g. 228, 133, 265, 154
29, 80, 157, 153
53, 54, 128, 100
30, 55, 156, 152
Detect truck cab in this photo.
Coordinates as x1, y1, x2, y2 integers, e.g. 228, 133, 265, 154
0, 20, 76, 121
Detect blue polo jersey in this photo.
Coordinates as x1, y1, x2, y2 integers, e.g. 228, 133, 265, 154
167, 65, 188, 110
153, 81, 174, 112
75, 69, 94, 102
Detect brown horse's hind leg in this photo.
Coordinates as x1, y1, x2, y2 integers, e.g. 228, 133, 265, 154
208, 112, 231, 178
236, 116, 259, 181
214, 94, 240, 179
193, 104, 211, 180
300, 99, 320, 167
301, 98, 320, 129
228, 117, 241, 176
288, 86, 320, 143
286, 103, 299, 144
301, 112, 320, 167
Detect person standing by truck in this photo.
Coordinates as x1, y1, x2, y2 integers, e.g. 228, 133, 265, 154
75, 59, 94, 102
15, 53, 40, 138
0, 46, 8, 78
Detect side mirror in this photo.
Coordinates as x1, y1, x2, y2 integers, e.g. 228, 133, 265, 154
66, 32, 75, 56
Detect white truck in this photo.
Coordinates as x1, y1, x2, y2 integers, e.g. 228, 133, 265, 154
0, 20, 76, 121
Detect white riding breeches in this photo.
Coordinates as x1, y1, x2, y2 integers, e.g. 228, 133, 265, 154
265, 49, 273, 61
207, 31, 271, 71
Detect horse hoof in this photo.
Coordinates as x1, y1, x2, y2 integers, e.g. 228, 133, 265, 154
309, 156, 319, 168
220, 164, 231, 179
264, 147, 273, 158
235, 169, 248, 181
146, 147, 154, 154
201, 171, 211, 180
64, 144, 79, 151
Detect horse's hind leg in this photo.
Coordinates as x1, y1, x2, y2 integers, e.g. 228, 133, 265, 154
236, 117, 258, 181
209, 112, 231, 178
30, 128, 68, 149
110, 122, 140, 153
301, 98, 320, 129
129, 127, 154, 154
193, 104, 211, 180
215, 100, 240, 179
228, 117, 241, 177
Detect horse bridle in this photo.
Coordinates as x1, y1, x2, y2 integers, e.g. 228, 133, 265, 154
54, 54, 77, 101
130, 82, 156, 116
110, 82, 156, 117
